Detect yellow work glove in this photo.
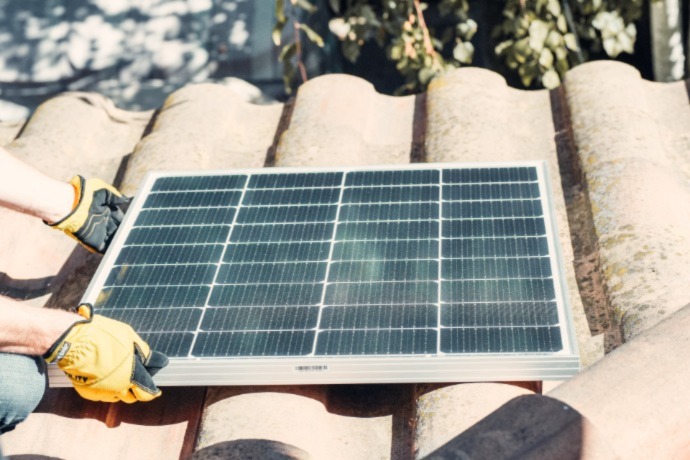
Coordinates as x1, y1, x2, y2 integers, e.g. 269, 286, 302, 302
48, 176, 129, 254
44, 304, 169, 403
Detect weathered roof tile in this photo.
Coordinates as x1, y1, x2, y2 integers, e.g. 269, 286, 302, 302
124, 83, 282, 195
277, 74, 415, 167
565, 61, 690, 340
548, 302, 690, 459
197, 386, 395, 459
0, 120, 22, 147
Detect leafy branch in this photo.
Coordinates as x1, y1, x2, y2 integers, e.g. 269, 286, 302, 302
276, 0, 653, 93
273, 0, 325, 93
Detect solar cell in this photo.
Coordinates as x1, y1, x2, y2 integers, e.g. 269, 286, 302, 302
50, 162, 580, 386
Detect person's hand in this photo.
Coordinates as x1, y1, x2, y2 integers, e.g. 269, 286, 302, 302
48, 176, 128, 254
44, 304, 168, 403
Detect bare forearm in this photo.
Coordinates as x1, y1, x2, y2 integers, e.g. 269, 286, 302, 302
0, 296, 81, 355
0, 146, 74, 223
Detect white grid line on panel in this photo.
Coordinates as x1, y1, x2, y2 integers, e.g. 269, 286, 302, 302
123, 242, 230, 248
189, 176, 251, 358
113, 262, 220, 268
140, 326, 443, 334
441, 215, 544, 222
102, 283, 210, 289
323, 280, 439, 286
145, 180, 538, 196
442, 235, 546, 241
150, 186, 337, 194
140, 205, 238, 211
311, 173, 347, 356
442, 197, 540, 204
437, 169, 443, 355
134, 223, 234, 229
231, 203, 340, 209
343, 180, 537, 188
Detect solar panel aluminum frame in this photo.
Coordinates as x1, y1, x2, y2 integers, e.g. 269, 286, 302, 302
48, 161, 580, 386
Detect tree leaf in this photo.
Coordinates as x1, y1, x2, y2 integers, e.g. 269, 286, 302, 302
343, 40, 361, 62
279, 42, 298, 62
542, 69, 561, 89
603, 36, 620, 57
295, 0, 317, 14
328, 18, 349, 39
282, 60, 295, 94
539, 48, 553, 68
546, 0, 561, 17
418, 67, 436, 85
555, 46, 568, 60
453, 41, 474, 63
528, 20, 549, 52
555, 57, 569, 74
329, 0, 340, 14
300, 23, 325, 47
557, 15, 567, 33
564, 33, 578, 51
275, 0, 286, 23
519, 64, 538, 87
272, 21, 285, 46
545, 30, 563, 48
390, 43, 402, 60
514, 37, 530, 63
494, 39, 513, 55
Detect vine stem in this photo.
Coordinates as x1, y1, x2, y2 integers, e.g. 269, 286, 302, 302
413, 0, 435, 55
293, 21, 309, 83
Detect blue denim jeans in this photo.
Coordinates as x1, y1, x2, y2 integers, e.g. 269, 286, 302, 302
0, 353, 46, 435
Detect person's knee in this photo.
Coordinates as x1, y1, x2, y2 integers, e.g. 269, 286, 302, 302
0, 353, 46, 434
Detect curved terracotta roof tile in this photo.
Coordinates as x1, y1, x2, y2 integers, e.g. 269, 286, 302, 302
565, 61, 690, 340
0, 120, 23, 147
426, 67, 552, 163
123, 83, 283, 195
276, 73, 415, 167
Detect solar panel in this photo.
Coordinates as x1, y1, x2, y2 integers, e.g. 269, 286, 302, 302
49, 162, 580, 386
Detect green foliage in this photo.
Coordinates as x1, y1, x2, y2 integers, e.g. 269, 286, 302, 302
326, 0, 476, 93
571, 0, 645, 57
274, 0, 325, 93
494, 0, 579, 88
276, 0, 651, 93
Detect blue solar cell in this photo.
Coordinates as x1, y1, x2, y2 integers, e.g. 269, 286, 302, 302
346, 169, 439, 186
320, 304, 437, 329
201, 306, 319, 331
193, 331, 315, 357
144, 190, 242, 208
440, 326, 562, 353
135, 207, 236, 226
152, 174, 247, 192
343, 185, 439, 203
216, 261, 328, 284
315, 329, 437, 355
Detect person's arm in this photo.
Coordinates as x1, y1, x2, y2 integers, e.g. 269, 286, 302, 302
0, 146, 74, 224
0, 295, 81, 355
1, 295, 168, 403
0, 145, 128, 253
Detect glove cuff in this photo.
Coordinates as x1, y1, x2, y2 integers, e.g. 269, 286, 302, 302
43, 304, 93, 363
45, 176, 85, 232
